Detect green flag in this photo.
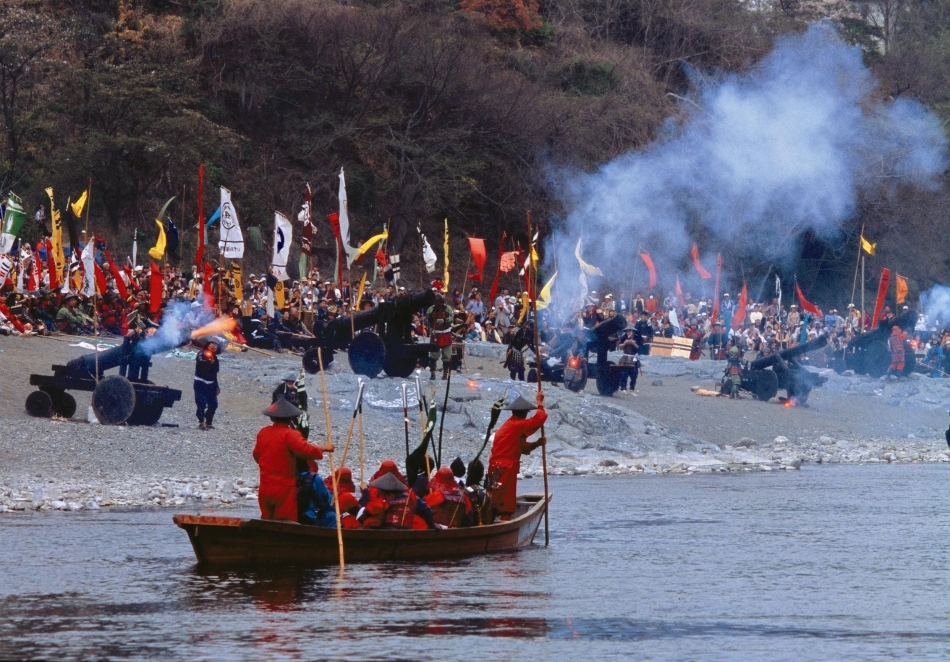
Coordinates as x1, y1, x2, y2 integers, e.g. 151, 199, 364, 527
0, 192, 26, 255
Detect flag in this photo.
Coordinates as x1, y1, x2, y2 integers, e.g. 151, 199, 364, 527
28, 250, 40, 291
574, 238, 603, 276
45, 239, 59, 291
675, 276, 685, 308
93, 262, 108, 296
80, 240, 96, 297
895, 274, 908, 305
70, 189, 88, 219
775, 274, 782, 311
0, 254, 11, 282
231, 261, 243, 303
132, 229, 138, 268
104, 250, 128, 299
299, 184, 313, 256
639, 252, 657, 289
467, 238, 487, 281
46, 188, 64, 274
353, 228, 389, 261
795, 282, 820, 316
294, 367, 310, 440
871, 268, 891, 330
167, 219, 180, 256
488, 232, 507, 305
499, 251, 517, 273
442, 219, 449, 293
339, 169, 359, 267
149, 261, 162, 313
711, 253, 722, 322
195, 163, 205, 269
389, 253, 400, 284
298, 252, 307, 282
147, 218, 166, 260
419, 227, 437, 273
691, 244, 712, 279
274, 280, 285, 309
860, 235, 876, 256
732, 283, 748, 330
0, 192, 26, 255
203, 261, 214, 308
218, 187, 245, 258
327, 211, 344, 284
536, 270, 557, 310
355, 271, 368, 309
204, 206, 221, 244
272, 211, 292, 280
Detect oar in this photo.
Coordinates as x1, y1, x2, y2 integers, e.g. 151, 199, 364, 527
401, 383, 410, 470
527, 210, 550, 547
317, 347, 345, 570
414, 375, 426, 440
339, 380, 366, 469
358, 380, 365, 489
437, 365, 452, 467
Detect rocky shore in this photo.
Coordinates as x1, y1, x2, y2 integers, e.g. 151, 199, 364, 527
1, 338, 948, 513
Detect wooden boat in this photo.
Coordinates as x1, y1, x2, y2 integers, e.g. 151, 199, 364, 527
173, 493, 550, 567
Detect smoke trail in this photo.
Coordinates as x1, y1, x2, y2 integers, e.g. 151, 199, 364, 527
919, 285, 950, 328
547, 24, 947, 317
138, 301, 191, 356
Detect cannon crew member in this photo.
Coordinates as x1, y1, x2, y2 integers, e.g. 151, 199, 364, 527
426, 288, 455, 380
194, 342, 220, 430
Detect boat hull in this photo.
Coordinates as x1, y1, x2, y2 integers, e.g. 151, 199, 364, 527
173, 493, 549, 567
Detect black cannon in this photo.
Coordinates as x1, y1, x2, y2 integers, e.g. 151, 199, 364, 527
839, 310, 918, 378
302, 290, 436, 379
739, 335, 829, 404
26, 334, 186, 425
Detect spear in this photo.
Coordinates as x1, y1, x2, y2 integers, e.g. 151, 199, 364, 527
317, 348, 344, 570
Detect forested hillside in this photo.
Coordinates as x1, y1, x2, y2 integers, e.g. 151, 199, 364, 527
4, 0, 949, 295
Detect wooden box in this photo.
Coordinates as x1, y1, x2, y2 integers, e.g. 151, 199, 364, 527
649, 337, 694, 358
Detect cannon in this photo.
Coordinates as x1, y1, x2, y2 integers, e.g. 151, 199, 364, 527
302, 290, 436, 379
839, 310, 918, 378
739, 335, 829, 404
26, 334, 185, 425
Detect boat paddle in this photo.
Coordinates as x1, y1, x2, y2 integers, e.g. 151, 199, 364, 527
338, 380, 365, 469
437, 362, 452, 467
527, 210, 550, 547
317, 348, 345, 570
401, 383, 411, 472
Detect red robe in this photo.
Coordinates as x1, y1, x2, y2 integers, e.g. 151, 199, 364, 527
488, 407, 547, 515
253, 423, 324, 520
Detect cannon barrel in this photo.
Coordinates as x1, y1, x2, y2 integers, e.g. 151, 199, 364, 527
65, 344, 129, 375
846, 310, 918, 350
585, 314, 628, 348
319, 290, 436, 348
749, 335, 828, 371
65, 330, 191, 378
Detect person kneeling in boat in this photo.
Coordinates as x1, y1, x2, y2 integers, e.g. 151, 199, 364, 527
253, 398, 334, 522
360, 472, 437, 530
424, 466, 473, 528
487, 392, 547, 522
296, 460, 337, 527
325, 467, 361, 529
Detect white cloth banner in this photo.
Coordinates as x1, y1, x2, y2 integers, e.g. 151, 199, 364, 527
218, 187, 245, 259
80, 241, 96, 297
272, 211, 292, 281
339, 169, 359, 267
0, 254, 11, 281
421, 233, 437, 273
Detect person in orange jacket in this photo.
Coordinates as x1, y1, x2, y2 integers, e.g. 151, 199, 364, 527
424, 466, 472, 527
487, 391, 547, 521
253, 398, 334, 521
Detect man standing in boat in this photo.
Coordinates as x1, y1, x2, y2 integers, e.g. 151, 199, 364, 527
253, 398, 334, 521
487, 392, 546, 521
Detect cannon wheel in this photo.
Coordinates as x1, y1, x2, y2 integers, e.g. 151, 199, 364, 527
596, 361, 620, 396
126, 403, 163, 426
92, 375, 137, 425
753, 370, 779, 402
864, 341, 890, 378
46, 389, 77, 418
348, 332, 385, 378
788, 382, 811, 405
383, 347, 417, 379
25, 390, 53, 418
302, 347, 334, 375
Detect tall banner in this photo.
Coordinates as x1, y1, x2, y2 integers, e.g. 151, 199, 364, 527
871, 268, 891, 330
147, 218, 166, 260
574, 238, 603, 276
467, 238, 486, 281
132, 229, 138, 268
80, 240, 96, 297
442, 219, 449, 293
638, 252, 657, 290
0, 192, 25, 255
419, 226, 437, 273
691, 244, 712, 279
104, 250, 128, 299
795, 282, 821, 316
218, 187, 245, 258
895, 274, 908, 305
70, 190, 87, 219
732, 283, 748, 330
149, 261, 162, 313
272, 211, 292, 280
195, 163, 205, 269
45, 238, 59, 291
230, 262, 243, 303
339, 169, 359, 267
711, 253, 722, 322
46, 188, 64, 275
299, 184, 313, 255
488, 232, 507, 305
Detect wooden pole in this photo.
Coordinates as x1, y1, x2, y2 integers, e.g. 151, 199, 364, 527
527, 210, 550, 547
338, 381, 365, 469
317, 347, 344, 570
179, 185, 186, 272
358, 392, 365, 489
437, 367, 452, 468
850, 224, 863, 306
861, 255, 866, 333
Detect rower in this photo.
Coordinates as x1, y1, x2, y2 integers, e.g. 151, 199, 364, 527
487, 392, 547, 522
360, 472, 436, 530
424, 466, 473, 528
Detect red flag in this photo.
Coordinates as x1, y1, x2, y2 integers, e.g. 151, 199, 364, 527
123, 263, 140, 292
195, 163, 205, 269
28, 251, 40, 291
675, 277, 685, 308
732, 283, 748, 330
375, 247, 388, 267
871, 268, 891, 330
326, 212, 344, 284
104, 250, 129, 300
691, 244, 712, 279
467, 238, 487, 281
639, 252, 657, 289
711, 253, 722, 322
203, 261, 214, 309
795, 282, 820, 316
93, 262, 108, 296
45, 239, 59, 291
149, 261, 162, 313
488, 233, 507, 305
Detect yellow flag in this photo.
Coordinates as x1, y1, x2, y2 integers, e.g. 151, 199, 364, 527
45, 188, 64, 274
574, 237, 603, 276
354, 229, 388, 260
518, 292, 530, 323
536, 270, 558, 310
274, 280, 285, 309
355, 271, 368, 308
70, 190, 88, 218
147, 219, 166, 260
231, 261, 243, 303
860, 235, 876, 256
442, 218, 450, 293
895, 274, 908, 305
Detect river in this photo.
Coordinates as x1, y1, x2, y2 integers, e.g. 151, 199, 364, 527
1, 464, 948, 661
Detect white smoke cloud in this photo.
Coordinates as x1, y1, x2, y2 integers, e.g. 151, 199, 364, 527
138, 301, 191, 356
546, 24, 947, 317
919, 285, 950, 328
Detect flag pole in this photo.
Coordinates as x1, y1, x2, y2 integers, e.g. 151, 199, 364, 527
317, 347, 344, 571
527, 210, 550, 547
861, 255, 866, 333
851, 224, 863, 306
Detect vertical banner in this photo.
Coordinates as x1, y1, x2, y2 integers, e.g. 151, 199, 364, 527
871, 268, 891, 330
219, 187, 245, 258
299, 184, 313, 255
272, 212, 292, 281
195, 163, 205, 269
46, 188, 64, 275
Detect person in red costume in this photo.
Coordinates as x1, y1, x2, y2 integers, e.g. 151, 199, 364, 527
325, 467, 357, 496
253, 398, 334, 521
487, 391, 547, 521
425, 466, 472, 527
360, 471, 435, 529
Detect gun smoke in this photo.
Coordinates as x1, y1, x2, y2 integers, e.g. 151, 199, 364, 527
546, 24, 947, 317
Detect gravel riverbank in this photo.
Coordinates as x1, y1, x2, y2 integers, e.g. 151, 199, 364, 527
2, 337, 948, 513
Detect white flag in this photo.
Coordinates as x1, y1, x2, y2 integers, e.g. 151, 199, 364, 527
81, 240, 96, 297
339, 169, 359, 267
272, 211, 292, 281
218, 187, 245, 259
775, 275, 782, 310
421, 232, 437, 273
131, 229, 138, 268
0, 254, 11, 281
